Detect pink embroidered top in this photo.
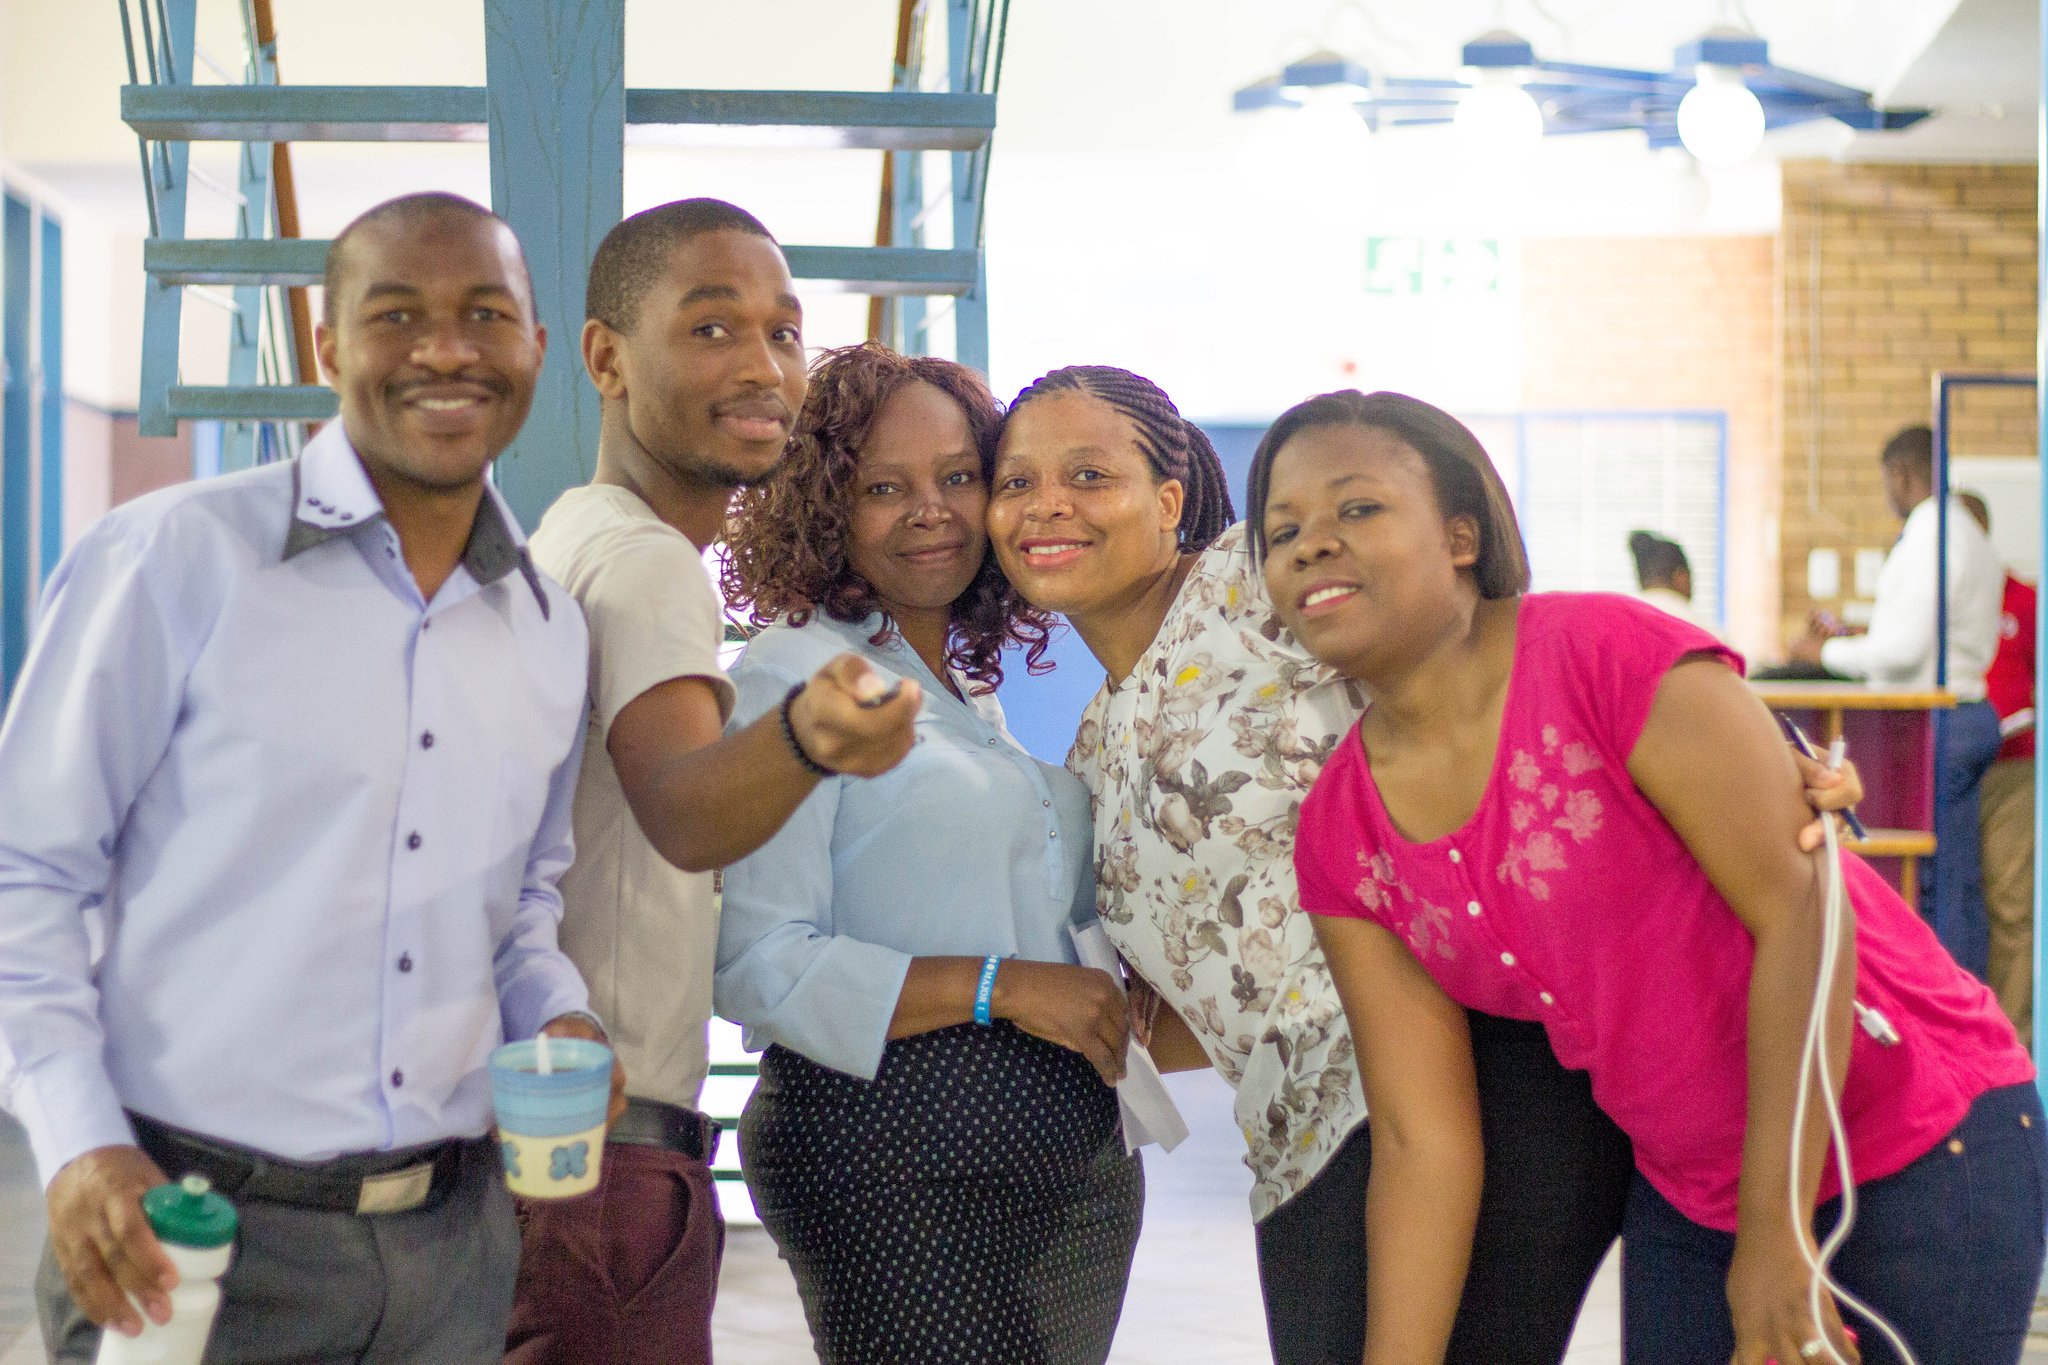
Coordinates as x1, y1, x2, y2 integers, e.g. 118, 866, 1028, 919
1294, 592, 2032, 1231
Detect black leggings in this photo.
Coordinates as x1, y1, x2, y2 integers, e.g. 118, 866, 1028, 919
1255, 1010, 1634, 1365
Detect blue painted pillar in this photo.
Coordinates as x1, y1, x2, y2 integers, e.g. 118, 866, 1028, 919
139, 0, 195, 441
483, 0, 624, 530
891, 153, 927, 353
223, 29, 279, 473
2033, 0, 2047, 1076
37, 211, 62, 580
2, 192, 30, 699
948, 0, 989, 375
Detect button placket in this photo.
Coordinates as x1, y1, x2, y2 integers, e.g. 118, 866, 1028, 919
382, 611, 442, 1135
1441, 842, 1553, 1015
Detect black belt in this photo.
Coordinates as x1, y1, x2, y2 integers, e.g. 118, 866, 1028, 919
609, 1097, 720, 1161
128, 1112, 469, 1216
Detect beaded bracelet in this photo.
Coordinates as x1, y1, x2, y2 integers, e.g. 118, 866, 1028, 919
973, 954, 1002, 1026
779, 683, 839, 779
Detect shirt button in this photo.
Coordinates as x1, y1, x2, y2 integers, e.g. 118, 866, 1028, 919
1448, 849, 1462, 865
1499, 951, 1516, 967
398, 954, 413, 973
986, 737, 997, 746
406, 832, 422, 851
391, 1070, 405, 1087
420, 732, 435, 749
1539, 991, 1555, 1006
1466, 901, 1482, 917
1049, 830, 1059, 840
1042, 800, 1051, 809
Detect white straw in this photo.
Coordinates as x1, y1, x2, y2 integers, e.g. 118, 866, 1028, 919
536, 1032, 553, 1076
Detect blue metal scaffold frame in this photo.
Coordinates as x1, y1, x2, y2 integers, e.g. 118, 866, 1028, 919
120, 0, 1008, 527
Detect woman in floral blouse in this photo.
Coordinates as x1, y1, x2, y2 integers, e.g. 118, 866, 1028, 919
985, 364, 1865, 1365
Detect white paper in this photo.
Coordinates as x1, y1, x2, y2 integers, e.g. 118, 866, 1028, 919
1069, 921, 1190, 1154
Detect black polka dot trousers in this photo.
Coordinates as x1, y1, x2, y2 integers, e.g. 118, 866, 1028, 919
741, 1022, 1144, 1365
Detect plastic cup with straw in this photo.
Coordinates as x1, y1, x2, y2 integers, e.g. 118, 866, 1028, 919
488, 1032, 611, 1199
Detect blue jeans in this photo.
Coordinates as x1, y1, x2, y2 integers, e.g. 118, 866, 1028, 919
1930, 699, 2002, 977
1620, 1082, 2047, 1365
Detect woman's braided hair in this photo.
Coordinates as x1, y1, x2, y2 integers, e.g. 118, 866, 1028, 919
1006, 365, 1234, 552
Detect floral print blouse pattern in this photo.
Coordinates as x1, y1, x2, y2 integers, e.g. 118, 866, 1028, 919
1497, 725, 1607, 902
1068, 525, 1368, 1219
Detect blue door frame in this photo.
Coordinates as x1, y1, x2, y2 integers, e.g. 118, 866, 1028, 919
38, 214, 62, 585
2035, 0, 2048, 1075
2, 192, 32, 699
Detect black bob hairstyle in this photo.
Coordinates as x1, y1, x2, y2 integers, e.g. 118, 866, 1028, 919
1245, 389, 1531, 601
1629, 530, 1690, 590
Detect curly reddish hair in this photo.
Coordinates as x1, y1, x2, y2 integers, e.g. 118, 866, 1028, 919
721, 342, 1057, 692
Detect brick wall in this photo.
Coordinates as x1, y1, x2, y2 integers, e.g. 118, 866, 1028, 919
1780, 161, 2038, 641
1520, 235, 1779, 654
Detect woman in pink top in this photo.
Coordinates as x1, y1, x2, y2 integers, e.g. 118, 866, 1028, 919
1250, 389, 2041, 1365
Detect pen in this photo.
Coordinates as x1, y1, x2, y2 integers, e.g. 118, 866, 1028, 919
858, 680, 906, 709
1776, 714, 1870, 841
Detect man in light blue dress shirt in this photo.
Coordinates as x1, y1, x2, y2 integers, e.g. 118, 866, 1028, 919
0, 193, 618, 1363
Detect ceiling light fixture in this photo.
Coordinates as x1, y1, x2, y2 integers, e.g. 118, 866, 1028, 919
1452, 29, 1544, 154
1673, 27, 1768, 166
1231, 21, 1930, 160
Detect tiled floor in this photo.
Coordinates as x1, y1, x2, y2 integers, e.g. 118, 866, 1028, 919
2, 1077, 2043, 1364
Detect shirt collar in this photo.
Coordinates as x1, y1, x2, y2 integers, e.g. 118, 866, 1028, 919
283, 421, 550, 617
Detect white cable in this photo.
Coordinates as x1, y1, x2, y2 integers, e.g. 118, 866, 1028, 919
1786, 813, 1918, 1365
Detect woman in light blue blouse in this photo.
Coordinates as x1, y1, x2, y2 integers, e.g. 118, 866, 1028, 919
715, 343, 1143, 1365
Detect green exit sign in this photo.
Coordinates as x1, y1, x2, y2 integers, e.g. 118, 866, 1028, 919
1365, 237, 1503, 296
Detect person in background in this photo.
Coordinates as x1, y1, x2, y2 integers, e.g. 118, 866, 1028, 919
1629, 530, 1718, 637
1788, 424, 2005, 977
0, 193, 622, 1364
1257, 388, 2040, 1365
715, 343, 1141, 1365
1959, 489, 2036, 1044
506, 201, 920, 1365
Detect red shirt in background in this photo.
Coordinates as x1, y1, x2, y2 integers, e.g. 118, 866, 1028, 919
1986, 574, 2037, 763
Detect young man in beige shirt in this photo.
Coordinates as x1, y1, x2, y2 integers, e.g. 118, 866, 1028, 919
506, 199, 921, 1365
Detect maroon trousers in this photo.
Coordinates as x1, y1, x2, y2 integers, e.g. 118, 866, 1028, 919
504, 1139, 725, 1365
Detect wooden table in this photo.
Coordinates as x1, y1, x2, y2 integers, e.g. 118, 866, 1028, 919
1749, 683, 1956, 904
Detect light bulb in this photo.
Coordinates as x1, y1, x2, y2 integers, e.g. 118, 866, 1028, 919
1454, 70, 1543, 155
1232, 88, 1372, 213
1676, 64, 1765, 166
1285, 85, 1375, 175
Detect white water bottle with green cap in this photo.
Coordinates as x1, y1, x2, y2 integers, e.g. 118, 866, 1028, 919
95, 1175, 237, 1365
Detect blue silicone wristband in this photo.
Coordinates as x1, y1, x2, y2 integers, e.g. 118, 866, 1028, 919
973, 955, 1002, 1026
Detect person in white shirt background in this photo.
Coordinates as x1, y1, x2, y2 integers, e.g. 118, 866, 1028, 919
1628, 529, 1720, 639
1788, 423, 2005, 978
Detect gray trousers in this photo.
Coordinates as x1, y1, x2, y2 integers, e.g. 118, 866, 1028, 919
38, 1138, 518, 1365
